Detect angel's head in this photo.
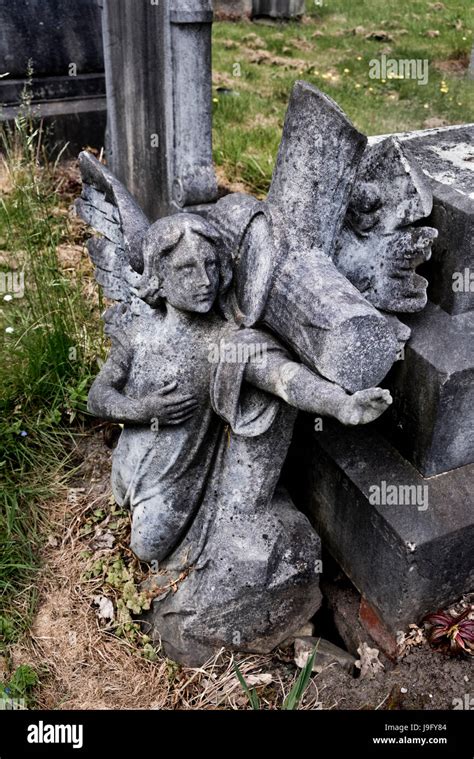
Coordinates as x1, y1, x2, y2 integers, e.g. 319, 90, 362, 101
136, 214, 232, 314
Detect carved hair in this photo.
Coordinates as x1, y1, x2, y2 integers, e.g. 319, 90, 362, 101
136, 214, 233, 307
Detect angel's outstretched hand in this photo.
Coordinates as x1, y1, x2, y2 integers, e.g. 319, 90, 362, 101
336, 387, 392, 426
142, 381, 199, 426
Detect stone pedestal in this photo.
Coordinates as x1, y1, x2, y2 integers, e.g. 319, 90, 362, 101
290, 418, 473, 640
0, 0, 106, 155
290, 124, 474, 653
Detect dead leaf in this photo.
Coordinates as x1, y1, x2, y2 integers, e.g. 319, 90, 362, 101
355, 643, 384, 679
93, 595, 115, 622
426, 29, 440, 38
90, 528, 115, 551
245, 673, 273, 687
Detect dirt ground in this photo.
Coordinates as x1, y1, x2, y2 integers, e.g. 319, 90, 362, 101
9, 429, 472, 711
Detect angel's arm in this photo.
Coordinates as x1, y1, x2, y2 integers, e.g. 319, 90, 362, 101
245, 353, 392, 425
88, 347, 198, 427
87, 348, 147, 424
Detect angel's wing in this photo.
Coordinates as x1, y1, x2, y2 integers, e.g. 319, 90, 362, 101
75, 151, 151, 329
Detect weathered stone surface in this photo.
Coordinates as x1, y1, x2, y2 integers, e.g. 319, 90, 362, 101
76, 81, 442, 665
102, 0, 217, 220
359, 598, 399, 661
211, 83, 406, 392
253, 0, 305, 18
334, 138, 437, 314
382, 302, 474, 476
290, 416, 474, 635
371, 125, 474, 316
0, 0, 103, 77
0, 0, 105, 155
320, 569, 383, 659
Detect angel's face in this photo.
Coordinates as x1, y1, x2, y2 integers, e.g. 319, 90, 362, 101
158, 230, 219, 313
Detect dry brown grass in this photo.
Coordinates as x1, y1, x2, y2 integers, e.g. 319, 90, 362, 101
9, 432, 321, 710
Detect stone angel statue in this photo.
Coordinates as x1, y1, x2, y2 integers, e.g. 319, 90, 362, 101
76, 82, 436, 665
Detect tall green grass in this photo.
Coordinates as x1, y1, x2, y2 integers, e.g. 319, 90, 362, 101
0, 101, 103, 647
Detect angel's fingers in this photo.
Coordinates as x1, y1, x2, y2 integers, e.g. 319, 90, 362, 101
165, 406, 198, 419
362, 401, 391, 414
160, 380, 178, 395
165, 398, 199, 411
165, 412, 196, 425
164, 396, 198, 408
353, 389, 382, 403
358, 399, 392, 413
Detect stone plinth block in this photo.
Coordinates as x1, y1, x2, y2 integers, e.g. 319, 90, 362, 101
291, 418, 474, 636
382, 302, 474, 476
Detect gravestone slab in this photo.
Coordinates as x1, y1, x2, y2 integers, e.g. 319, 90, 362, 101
0, 0, 106, 155
290, 417, 474, 637
383, 303, 474, 476
252, 0, 305, 18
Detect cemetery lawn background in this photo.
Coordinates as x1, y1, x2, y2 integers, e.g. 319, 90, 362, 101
1, 0, 473, 709
212, 0, 474, 195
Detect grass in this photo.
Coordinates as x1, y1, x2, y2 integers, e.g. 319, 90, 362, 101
212, 0, 474, 194
0, 105, 103, 650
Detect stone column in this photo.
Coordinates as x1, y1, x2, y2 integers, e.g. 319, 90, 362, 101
102, 0, 218, 221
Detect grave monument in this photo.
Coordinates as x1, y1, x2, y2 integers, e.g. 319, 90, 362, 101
76, 81, 451, 665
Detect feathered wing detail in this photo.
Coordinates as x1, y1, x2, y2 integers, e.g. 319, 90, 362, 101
75, 151, 152, 331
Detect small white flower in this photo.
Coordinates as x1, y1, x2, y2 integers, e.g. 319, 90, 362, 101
5, 326, 14, 334
3, 294, 13, 301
